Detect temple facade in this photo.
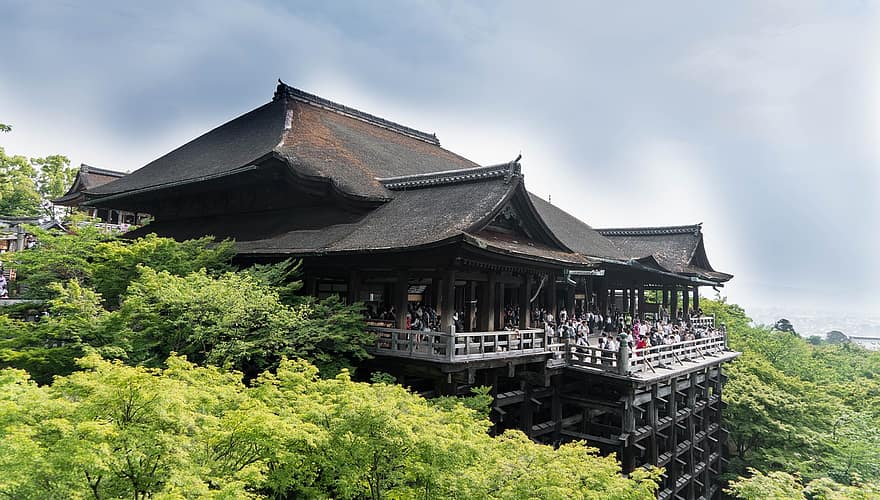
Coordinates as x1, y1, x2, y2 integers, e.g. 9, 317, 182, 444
77, 81, 738, 499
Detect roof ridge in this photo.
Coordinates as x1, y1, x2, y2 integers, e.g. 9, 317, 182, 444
596, 224, 702, 236
80, 164, 127, 177
273, 80, 440, 146
377, 161, 521, 190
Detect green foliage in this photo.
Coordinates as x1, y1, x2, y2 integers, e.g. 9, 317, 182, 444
0, 123, 75, 216
725, 468, 880, 500
12, 228, 233, 304
91, 233, 235, 306
242, 258, 303, 305
11, 224, 112, 298
119, 268, 370, 378
725, 468, 805, 499
703, 298, 880, 495
0, 356, 660, 499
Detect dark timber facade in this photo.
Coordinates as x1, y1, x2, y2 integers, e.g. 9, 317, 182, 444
81, 81, 739, 499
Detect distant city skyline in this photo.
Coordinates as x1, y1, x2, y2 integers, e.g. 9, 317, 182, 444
1, 1, 878, 314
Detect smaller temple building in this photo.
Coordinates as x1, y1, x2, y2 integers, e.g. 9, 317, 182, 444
52, 164, 149, 227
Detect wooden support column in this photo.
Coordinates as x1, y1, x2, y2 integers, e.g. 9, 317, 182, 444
441, 270, 456, 331
486, 271, 497, 331
305, 275, 317, 297
628, 287, 636, 319
347, 270, 361, 306
662, 287, 669, 310
670, 286, 679, 321
606, 289, 614, 315
649, 384, 659, 465
519, 273, 532, 329
637, 288, 646, 320
668, 377, 679, 488
622, 389, 637, 472
395, 270, 409, 330
693, 286, 700, 312
467, 281, 477, 331
431, 273, 443, 313
548, 273, 558, 321
682, 286, 690, 322
687, 372, 698, 500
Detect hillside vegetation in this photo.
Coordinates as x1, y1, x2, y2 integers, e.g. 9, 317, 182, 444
1, 227, 878, 498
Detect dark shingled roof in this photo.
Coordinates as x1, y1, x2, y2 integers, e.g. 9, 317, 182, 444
88, 100, 288, 198
89, 81, 479, 201
233, 174, 517, 255
54, 164, 126, 206
86, 80, 730, 283
528, 193, 624, 260
595, 224, 732, 283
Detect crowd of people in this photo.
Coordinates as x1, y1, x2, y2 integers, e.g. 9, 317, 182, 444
364, 300, 724, 355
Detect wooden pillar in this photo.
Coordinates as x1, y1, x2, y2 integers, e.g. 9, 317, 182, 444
305, 275, 317, 297
649, 384, 659, 465
431, 274, 443, 313
606, 289, 614, 315
441, 270, 456, 330
682, 286, 690, 321
486, 271, 497, 331
477, 281, 489, 331
668, 377, 679, 488
519, 273, 532, 329
662, 287, 670, 310
670, 286, 679, 321
629, 288, 636, 318
347, 270, 361, 306
637, 288, 646, 320
395, 270, 409, 330
693, 286, 700, 312
467, 281, 477, 331
548, 273, 558, 321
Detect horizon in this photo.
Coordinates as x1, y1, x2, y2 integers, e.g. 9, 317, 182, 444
2, 1, 878, 315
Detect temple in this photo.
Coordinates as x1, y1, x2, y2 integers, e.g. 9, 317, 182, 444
77, 81, 739, 499
52, 164, 148, 227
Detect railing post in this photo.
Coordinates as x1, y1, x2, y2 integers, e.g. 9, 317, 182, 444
446, 325, 456, 361
564, 337, 572, 365
722, 323, 728, 350
618, 333, 630, 375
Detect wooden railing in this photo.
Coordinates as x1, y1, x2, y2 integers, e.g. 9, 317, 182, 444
567, 335, 727, 376
368, 326, 729, 376
369, 326, 546, 362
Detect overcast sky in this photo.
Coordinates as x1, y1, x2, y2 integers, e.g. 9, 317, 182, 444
1, 1, 878, 314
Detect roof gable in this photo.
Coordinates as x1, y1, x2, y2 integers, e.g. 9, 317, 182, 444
527, 193, 624, 260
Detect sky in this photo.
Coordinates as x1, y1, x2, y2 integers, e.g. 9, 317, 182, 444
1, 1, 878, 314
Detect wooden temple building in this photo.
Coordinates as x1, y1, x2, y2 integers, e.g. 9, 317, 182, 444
77, 81, 739, 499
52, 164, 149, 227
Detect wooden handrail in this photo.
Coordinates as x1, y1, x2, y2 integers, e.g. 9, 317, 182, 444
366, 325, 728, 376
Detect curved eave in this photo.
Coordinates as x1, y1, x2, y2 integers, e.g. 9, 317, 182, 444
85, 151, 391, 209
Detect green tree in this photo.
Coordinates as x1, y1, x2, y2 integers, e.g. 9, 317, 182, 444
119, 267, 370, 378
0, 123, 75, 216
726, 468, 805, 499
0, 355, 661, 499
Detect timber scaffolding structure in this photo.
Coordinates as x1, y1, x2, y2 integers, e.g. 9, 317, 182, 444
77, 81, 739, 499
365, 320, 738, 500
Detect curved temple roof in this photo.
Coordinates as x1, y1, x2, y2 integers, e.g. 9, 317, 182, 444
85, 81, 730, 284
596, 224, 732, 283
